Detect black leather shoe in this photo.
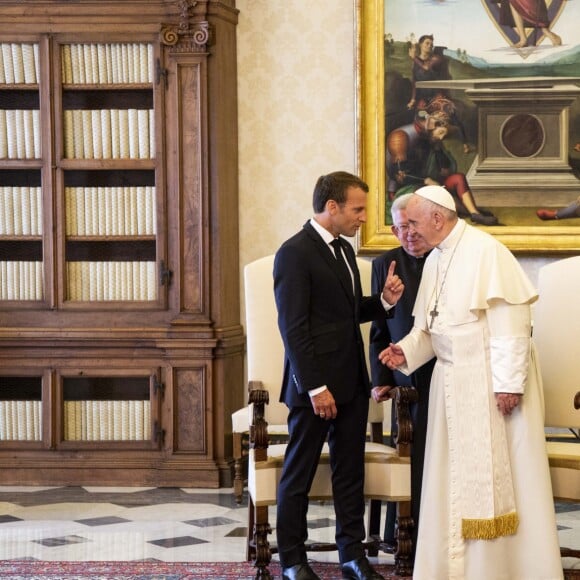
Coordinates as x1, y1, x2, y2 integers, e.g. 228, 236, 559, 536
381, 539, 396, 554
281, 562, 321, 580
341, 556, 385, 580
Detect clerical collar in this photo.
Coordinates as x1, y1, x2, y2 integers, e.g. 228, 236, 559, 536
437, 219, 466, 251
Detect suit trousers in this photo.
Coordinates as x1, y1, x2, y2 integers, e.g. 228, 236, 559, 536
276, 392, 369, 567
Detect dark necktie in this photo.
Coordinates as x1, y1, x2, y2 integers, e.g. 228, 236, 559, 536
330, 238, 353, 294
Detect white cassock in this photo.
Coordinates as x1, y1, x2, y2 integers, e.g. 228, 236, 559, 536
397, 219, 563, 580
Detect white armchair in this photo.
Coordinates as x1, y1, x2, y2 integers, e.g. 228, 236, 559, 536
234, 255, 416, 579
533, 255, 580, 560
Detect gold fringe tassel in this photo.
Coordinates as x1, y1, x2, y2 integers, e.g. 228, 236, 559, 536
462, 511, 519, 540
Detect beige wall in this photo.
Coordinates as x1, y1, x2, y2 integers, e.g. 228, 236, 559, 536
237, 0, 357, 267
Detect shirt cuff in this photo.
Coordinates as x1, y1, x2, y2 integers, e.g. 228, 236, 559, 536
308, 385, 328, 397
380, 294, 395, 311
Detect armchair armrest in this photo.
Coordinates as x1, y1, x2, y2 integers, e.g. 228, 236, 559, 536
391, 386, 419, 457
248, 380, 270, 462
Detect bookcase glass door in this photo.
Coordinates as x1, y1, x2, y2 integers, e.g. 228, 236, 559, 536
58, 42, 159, 304
0, 376, 42, 442
0, 41, 44, 303
61, 375, 154, 444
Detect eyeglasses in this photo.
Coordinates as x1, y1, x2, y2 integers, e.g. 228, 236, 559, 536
394, 224, 410, 232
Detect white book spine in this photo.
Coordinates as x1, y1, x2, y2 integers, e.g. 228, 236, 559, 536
118, 109, 129, 158
11, 44, 25, 84
138, 109, 150, 159
91, 109, 102, 159
1, 43, 15, 83
81, 110, 93, 159
5, 109, 16, 158
32, 109, 40, 158
20, 186, 31, 235
0, 110, 7, 158
23, 109, 35, 159
15, 109, 26, 158
128, 108, 139, 158
12, 186, 22, 234
101, 109, 112, 158
22, 44, 37, 84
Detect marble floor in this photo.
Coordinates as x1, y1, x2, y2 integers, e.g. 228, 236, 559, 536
0, 485, 578, 570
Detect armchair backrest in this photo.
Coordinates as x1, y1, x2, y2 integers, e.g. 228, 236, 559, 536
244, 255, 287, 425
534, 255, 580, 429
243, 253, 384, 426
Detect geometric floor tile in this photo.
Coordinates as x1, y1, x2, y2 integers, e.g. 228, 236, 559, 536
74, 516, 131, 527
148, 536, 208, 549
225, 526, 248, 538
183, 516, 238, 528
308, 517, 335, 530
0, 515, 22, 523
33, 535, 90, 547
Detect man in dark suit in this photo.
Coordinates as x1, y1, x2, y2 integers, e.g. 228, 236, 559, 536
369, 193, 435, 560
274, 172, 404, 580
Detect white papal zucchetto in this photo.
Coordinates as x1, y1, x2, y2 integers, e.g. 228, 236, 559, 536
414, 185, 457, 212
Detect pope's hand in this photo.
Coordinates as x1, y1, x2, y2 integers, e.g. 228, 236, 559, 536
378, 343, 406, 369
495, 393, 521, 416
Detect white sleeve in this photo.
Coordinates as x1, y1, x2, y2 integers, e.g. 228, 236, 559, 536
487, 300, 531, 394
397, 326, 435, 376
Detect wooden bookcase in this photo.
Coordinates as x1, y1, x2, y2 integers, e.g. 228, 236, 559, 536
0, 1, 243, 487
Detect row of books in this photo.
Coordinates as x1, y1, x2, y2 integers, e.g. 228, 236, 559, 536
0, 262, 43, 301
66, 261, 157, 302
63, 400, 151, 441
0, 109, 41, 159
0, 187, 43, 236
62, 43, 153, 85
0, 400, 41, 441
63, 109, 155, 159
65, 186, 156, 237
0, 43, 39, 85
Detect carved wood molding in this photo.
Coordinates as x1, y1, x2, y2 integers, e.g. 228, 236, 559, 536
161, 0, 212, 50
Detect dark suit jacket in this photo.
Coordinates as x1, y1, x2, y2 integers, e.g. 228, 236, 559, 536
369, 246, 434, 392
274, 221, 385, 408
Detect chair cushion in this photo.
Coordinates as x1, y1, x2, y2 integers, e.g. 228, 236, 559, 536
231, 405, 288, 436
248, 442, 410, 506
547, 441, 580, 501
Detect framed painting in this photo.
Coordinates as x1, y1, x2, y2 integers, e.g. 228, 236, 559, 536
357, 0, 580, 254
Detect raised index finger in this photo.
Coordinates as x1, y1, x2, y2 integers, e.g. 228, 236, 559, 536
387, 260, 397, 279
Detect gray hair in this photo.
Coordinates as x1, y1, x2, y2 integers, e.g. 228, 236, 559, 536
390, 193, 414, 221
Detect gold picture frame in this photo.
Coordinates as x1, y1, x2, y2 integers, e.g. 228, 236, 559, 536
357, 0, 580, 255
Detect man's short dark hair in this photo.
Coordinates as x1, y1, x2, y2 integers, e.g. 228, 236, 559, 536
312, 171, 369, 213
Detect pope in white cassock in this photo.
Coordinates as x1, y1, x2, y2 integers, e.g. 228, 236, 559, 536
379, 185, 563, 580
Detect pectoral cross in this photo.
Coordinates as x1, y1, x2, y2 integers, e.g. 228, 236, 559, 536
429, 306, 439, 329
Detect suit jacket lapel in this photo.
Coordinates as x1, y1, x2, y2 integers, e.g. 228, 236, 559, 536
303, 222, 355, 303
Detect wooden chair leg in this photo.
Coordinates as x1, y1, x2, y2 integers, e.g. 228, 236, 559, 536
394, 499, 414, 577
233, 432, 245, 504
247, 497, 256, 561
252, 504, 273, 579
